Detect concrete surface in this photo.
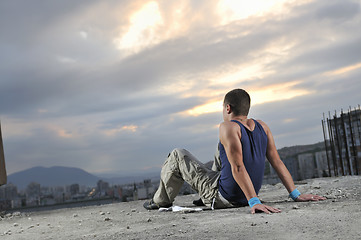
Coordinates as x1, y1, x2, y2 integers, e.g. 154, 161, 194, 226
0, 176, 360, 240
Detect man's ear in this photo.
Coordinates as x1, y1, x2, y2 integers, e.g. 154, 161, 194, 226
226, 104, 232, 114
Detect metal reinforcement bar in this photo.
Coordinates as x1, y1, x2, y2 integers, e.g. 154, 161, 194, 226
340, 109, 352, 175
323, 107, 361, 176
348, 107, 358, 175
327, 112, 338, 176
355, 106, 361, 174
333, 111, 345, 176
322, 114, 332, 176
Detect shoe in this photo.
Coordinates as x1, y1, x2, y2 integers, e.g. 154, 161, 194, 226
143, 199, 171, 210
192, 198, 205, 206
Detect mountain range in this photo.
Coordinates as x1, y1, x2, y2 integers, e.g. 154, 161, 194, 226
7, 166, 161, 190
7, 166, 100, 190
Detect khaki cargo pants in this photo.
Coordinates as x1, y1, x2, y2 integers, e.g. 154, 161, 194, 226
153, 148, 233, 209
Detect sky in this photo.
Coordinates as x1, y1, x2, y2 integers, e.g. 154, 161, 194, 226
1, 0, 361, 177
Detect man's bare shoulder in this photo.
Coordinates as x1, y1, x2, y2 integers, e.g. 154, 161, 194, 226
256, 119, 266, 126
219, 121, 242, 145
255, 119, 270, 133
220, 121, 240, 130
219, 121, 241, 138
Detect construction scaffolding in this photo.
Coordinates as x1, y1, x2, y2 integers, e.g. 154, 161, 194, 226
322, 106, 361, 176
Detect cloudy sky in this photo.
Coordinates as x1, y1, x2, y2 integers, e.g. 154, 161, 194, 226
1, 0, 360, 177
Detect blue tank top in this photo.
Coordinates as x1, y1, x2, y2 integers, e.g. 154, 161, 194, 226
218, 119, 267, 205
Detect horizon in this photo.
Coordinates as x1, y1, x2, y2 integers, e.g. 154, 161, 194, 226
1, 0, 361, 176
7, 140, 326, 177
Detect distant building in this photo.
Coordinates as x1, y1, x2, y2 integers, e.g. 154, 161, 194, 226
52, 186, 66, 203
0, 183, 19, 209
283, 157, 299, 180
137, 179, 155, 199
0, 183, 18, 200
113, 186, 123, 200
97, 180, 110, 196
26, 182, 41, 198
322, 107, 361, 176
40, 186, 52, 196
70, 184, 80, 196
297, 151, 328, 180
264, 148, 329, 184
133, 182, 138, 201
297, 153, 314, 180
315, 151, 329, 177
26, 182, 41, 206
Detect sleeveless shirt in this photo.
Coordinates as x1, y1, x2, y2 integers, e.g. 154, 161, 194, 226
218, 119, 268, 205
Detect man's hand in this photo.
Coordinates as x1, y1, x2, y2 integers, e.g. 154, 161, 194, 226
251, 204, 281, 214
296, 194, 326, 202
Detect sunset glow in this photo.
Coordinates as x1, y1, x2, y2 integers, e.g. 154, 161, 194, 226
104, 125, 138, 136
323, 62, 361, 76
249, 81, 311, 105
3, 0, 360, 176
184, 81, 311, 116
114, 1, 163, 54
217, 0, 294, 24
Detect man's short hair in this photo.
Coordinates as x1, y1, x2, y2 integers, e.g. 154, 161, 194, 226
224, 89, 251, 116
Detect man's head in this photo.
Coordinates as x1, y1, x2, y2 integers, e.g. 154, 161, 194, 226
223, 89, 251, 117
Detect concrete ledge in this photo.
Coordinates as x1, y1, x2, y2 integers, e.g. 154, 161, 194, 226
0, 176, 360, 239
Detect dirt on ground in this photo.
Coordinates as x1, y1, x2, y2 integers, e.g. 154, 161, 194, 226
1, 175, 360, 240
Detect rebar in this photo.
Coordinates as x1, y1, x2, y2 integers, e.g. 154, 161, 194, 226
322, 114, 332, 176
340, 109, 352, 175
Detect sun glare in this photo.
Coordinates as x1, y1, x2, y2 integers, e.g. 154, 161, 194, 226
213, 65, 275, 85
184, 81, 311, 116
187, 101, 223, 116
217, 0, 293, 24
114, 1, 163, 54
249, 81, 311, 105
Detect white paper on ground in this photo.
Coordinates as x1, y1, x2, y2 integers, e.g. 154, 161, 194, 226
158, 206, 203, 213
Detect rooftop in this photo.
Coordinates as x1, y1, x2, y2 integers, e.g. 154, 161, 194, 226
1, 175, 360, 240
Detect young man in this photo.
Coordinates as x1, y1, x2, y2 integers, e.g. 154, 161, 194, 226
144, 89, 325, 213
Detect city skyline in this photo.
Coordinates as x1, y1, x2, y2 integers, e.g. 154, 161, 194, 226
1, 0, 361, 176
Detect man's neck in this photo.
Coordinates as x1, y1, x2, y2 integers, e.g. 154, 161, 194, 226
230, 115, 248, 122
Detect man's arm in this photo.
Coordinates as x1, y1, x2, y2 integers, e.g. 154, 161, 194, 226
259, 120, 326, 202
219, 121, 281, 214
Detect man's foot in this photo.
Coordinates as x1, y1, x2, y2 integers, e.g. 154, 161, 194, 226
192, 198, 205, 206
143, 199, 172, 210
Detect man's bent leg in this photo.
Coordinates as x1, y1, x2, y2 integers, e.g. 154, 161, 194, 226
152, 149, 186, 206
153, 148, 220, 207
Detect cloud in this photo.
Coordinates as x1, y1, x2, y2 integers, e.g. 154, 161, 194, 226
1, 0, 360, 176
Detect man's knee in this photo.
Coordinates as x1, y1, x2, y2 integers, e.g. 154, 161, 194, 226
164, 148, 191, 170
168, 148, 187, 159
162, 148, 184, 169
